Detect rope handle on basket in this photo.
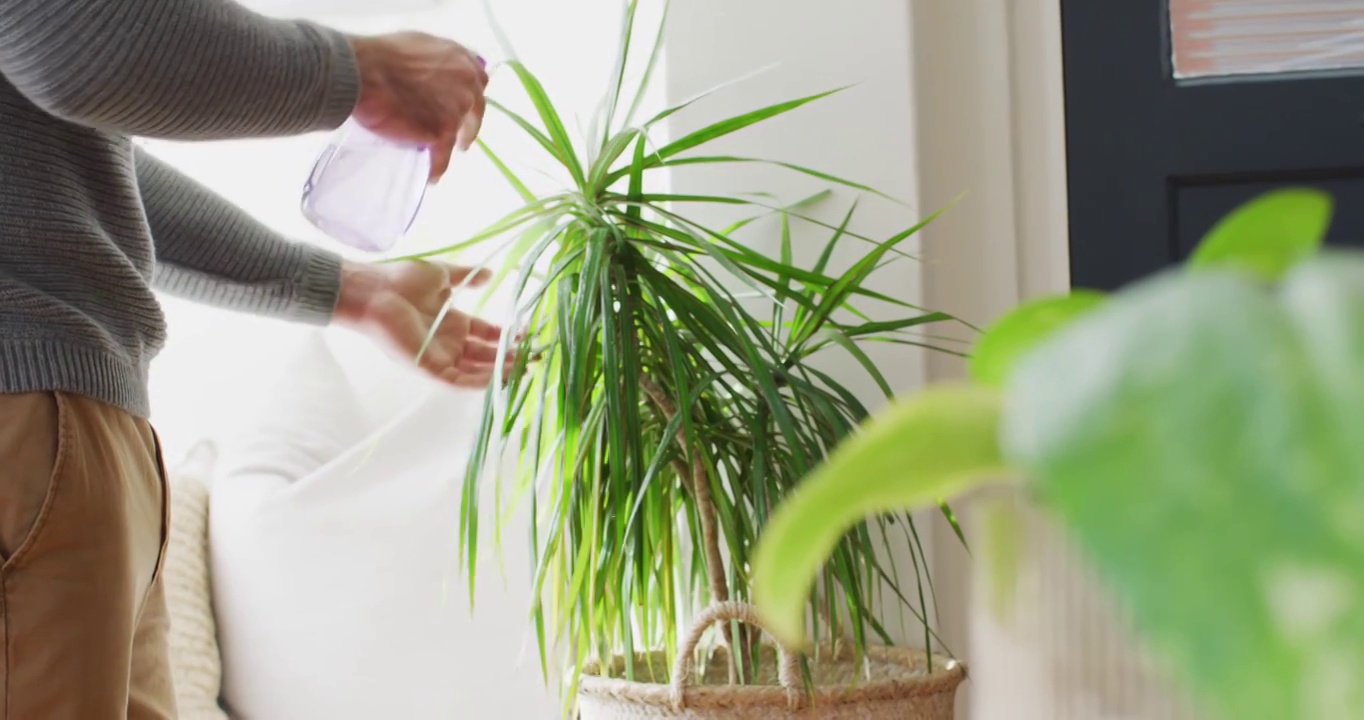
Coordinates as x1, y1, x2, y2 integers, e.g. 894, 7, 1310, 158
668, 601, 803, 711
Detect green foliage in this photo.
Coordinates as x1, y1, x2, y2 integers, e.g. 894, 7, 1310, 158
421, 2, 963, 698
751, 383, 1008, 649
1004, 257, 1364, 719
753, 188, 1355, 719
1188, 188, 1333, 281
968, 290, 1107, 388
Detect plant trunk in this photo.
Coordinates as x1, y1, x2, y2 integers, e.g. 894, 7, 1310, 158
639, 375, 730, 604
639, 374, 759, 673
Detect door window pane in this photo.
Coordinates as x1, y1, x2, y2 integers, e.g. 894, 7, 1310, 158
1172, 0, 1364, 78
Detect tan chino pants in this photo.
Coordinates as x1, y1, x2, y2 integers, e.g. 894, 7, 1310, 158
0, 392, 176, 719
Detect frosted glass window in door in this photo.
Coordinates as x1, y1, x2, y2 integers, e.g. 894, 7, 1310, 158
1171, 0, 1364, 78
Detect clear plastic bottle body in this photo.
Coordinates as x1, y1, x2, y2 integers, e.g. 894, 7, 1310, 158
300, 119, 431, 253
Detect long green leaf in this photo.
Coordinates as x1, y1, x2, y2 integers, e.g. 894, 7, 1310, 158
792, 205, 949, 348
487, 98, 568, 169
478, 139, 537, 203
969, 291, 1107, 388
388, 196, 564, 261
600, 0, 640, 149
622, 0, 671, 128
605, 155, 898, 206
722, 190, 833, 235
837, 313, 956, 338
590, 128, 643, 193
1187, 187, 1331, 281
650, 88, 845, 165
821, 329, 894, 398
481, 0, 520, 61
753, 383, 1009, 647
641, 62, 779, 130
503, 61, 587, 188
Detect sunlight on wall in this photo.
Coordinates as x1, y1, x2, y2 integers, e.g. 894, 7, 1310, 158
146, 1, 666, 460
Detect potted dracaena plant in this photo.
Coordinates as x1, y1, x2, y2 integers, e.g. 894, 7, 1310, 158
401, 2, 969, 718
753, 188, 1364, 720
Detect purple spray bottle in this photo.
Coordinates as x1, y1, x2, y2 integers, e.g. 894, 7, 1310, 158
301, 55, 487, 253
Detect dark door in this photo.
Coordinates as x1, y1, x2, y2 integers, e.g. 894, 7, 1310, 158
1062, 0, 1364, 290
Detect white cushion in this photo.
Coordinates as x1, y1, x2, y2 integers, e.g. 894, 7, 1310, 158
210, 329, 553, 720
164, 440, 230, 720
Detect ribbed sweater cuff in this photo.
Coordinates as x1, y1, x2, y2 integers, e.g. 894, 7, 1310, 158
288, 248, 344, 326
302, 22, 360, 130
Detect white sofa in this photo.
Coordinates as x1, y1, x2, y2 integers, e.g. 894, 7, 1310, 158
164, 330, 555, 719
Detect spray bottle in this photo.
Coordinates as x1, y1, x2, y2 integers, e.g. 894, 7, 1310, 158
301, 56, 487, 252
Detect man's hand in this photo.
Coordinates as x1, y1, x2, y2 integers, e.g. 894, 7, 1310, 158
348, 32, 488, 181
334, 260, 516, 388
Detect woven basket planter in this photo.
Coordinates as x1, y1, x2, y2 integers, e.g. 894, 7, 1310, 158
577, 602, 965, 719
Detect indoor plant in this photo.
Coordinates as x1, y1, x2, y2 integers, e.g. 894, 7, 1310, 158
404, 2, 969, 716
753, 188, 1363, 719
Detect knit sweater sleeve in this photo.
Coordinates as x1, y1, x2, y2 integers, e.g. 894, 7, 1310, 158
0, 0, 358, 138
138, 147, 342, 325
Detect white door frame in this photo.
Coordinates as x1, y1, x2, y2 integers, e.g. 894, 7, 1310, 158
913, 0, 1070, 333
910, 0, 1070, 714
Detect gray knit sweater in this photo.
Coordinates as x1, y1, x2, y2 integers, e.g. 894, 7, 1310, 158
0, 0, 361, 418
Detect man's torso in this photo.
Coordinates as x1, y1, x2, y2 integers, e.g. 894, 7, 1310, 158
0, 75, 166, 417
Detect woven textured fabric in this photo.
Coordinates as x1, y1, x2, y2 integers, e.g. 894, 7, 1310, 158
577, 602, 964, 720
164, 441, 229, 720
579, 645, 962, 720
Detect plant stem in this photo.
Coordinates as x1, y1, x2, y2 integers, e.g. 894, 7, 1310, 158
639, 373, 763, 681
639, 375, 730, 607
641, 376, 769, 681
643, 373, 767, 682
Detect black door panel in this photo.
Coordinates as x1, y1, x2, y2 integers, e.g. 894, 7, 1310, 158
1062, 1, 1364, 290
1175, 177, 1364, 260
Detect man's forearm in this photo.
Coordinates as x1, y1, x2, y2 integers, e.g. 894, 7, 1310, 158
138, 147, 342, 324
0, 0, 357, 139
